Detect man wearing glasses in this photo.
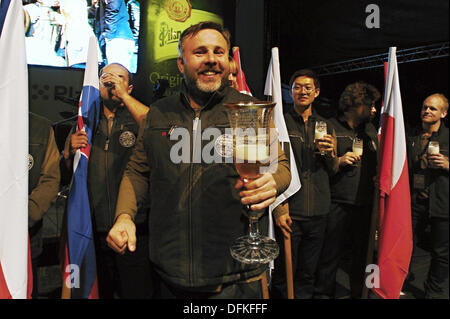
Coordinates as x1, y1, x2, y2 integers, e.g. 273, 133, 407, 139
271, 69, 336, 299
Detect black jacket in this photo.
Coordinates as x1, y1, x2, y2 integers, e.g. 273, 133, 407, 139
122, 83, 290, 290
284, 107, 334, 218
407, 123, 449, 219
87, 107, 142, 232
329, 116, 378, 206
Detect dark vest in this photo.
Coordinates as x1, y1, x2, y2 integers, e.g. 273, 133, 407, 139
87, 107, 140, 232
141, 86, 266, 288
408, 123, 449, 218
284, 108, 332, 217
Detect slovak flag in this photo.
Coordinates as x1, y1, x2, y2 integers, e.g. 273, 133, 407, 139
62, 36, 100, 299
232, 47, 252, 96
0, 0, 32, 299
373, 47, 413, 299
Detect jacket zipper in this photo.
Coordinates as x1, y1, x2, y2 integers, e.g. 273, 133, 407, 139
304, 121, 311, 216
182, 92, 200, 286
105, 117, 114, 228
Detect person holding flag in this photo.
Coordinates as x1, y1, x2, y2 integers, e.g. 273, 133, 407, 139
314, 82, 381, 299
406, 93, 448, 299
62, 62, 152, 299
270, 69, 336, 299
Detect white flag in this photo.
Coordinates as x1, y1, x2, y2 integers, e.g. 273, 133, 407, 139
0, 0, 29, 299
264, 47, 301, 242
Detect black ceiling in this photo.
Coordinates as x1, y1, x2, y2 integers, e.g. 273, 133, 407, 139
268, 0, 449, 81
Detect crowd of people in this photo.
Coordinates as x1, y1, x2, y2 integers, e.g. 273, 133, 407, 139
28, 21, 448, 299
22, 0, 139, 72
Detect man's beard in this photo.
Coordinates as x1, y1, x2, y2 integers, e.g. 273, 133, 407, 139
184, 68, 228, 106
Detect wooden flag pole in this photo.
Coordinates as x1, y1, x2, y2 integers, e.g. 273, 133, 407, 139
284, 233, 294, 299
281, 202, 294, 299
361, 187, 380, 299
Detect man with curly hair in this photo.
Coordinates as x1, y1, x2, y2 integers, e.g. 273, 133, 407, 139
314, 82, 381, 299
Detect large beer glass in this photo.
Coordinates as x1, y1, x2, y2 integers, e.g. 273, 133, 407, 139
224, 101, 279, 264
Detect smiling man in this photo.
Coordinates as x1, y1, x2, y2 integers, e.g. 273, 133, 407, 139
406, 93, 449, 299
106, 22, 291, 299
271, 69, 336, 299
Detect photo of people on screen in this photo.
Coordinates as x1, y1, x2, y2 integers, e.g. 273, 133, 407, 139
23, 0, 140, 73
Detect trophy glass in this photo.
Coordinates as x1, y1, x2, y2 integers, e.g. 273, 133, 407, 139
224, 101, 279, 264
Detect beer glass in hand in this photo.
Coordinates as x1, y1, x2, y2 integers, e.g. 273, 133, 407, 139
224, 101, 279, 265
315, 121, 327, 155
352, 137, 363, 166
427, 141, 440, 168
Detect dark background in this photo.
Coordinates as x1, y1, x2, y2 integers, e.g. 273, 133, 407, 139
227, 0, 449, 129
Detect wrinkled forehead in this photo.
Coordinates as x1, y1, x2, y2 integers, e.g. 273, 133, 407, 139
183, 29, 229, 51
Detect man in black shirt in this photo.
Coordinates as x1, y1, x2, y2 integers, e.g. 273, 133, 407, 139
271, 69, 336, 298
63, 63, 152, 298
407, 93, 448, 299
314, 82, 381, 299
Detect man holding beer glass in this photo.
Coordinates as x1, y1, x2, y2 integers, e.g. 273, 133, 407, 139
406, 93, 448, 299
106, 22, 291, 298
270, 69, 336, 299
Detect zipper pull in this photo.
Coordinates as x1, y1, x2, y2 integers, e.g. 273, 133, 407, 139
192, 117, 201, 163
104, 138, 110, 151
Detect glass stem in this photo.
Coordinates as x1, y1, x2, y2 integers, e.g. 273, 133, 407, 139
248, 217, 261, 244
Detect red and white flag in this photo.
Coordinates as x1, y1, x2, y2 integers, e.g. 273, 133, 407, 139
232, 47, 252, 96
373, 47, 413, 299
0, 0, 32, 299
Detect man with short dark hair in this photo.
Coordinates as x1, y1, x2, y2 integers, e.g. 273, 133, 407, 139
63, 62, 151, 298
314, 81, 381, 299
407, 93, 448, 299
271, 69, 336, 299
106, 21, 291, 298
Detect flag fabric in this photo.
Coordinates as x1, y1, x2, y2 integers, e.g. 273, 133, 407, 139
264, 47, 301, 226
232, 47, 252, 96
372, 47, 413, 299
264, 47, 301, 272
63, 36, 100, 299
0, 0, 31, 299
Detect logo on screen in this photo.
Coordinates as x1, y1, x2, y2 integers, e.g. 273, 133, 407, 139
164, 0, 192, 22
31, 84, 51, 101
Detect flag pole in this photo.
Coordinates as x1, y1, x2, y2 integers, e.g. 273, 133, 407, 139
361, 188, 380, 299
361, 61, 389, 299
265, 93, 294, 299
284, 230, 294, 299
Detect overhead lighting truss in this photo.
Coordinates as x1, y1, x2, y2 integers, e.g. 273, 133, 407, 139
311, 42, 449, 76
